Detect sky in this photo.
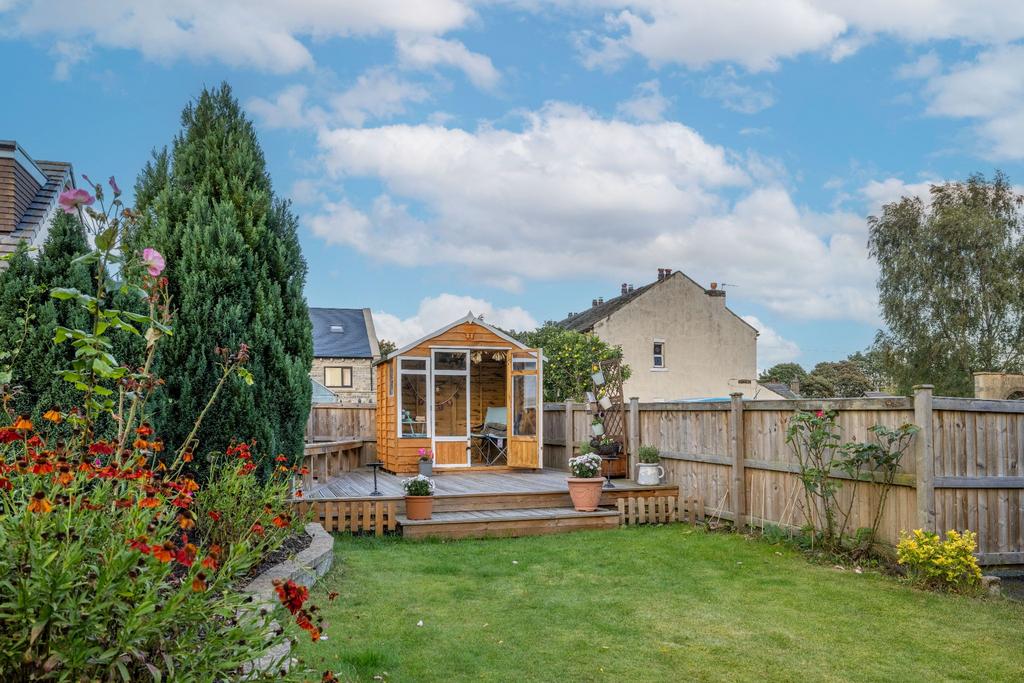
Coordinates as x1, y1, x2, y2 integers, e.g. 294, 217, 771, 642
3, 1, 1024, 370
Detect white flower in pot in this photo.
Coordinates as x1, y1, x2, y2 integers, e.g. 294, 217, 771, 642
567, 450, 604, 511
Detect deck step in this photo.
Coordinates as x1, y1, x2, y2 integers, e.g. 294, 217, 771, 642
398, 507, 620, 540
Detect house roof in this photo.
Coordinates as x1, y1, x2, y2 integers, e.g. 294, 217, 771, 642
310, 307, 380, 359
760, 382, 799, 399
383, 312, 529, 362
556, 270, 758, 334
0, 140, 74, 266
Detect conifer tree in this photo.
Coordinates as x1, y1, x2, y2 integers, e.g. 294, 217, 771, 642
133, 84, 312, 469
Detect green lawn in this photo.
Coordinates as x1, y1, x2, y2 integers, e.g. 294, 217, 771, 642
295, 526, 1024, 682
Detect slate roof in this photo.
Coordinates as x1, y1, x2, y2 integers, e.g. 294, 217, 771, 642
761, 382, 800, 399
557, 280, 658, 332
0, 141, 74, 266
310, 307, 379, 359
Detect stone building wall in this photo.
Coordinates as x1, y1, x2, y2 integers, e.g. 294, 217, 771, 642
974, 372, 1024, 400
310, 357, 375, 403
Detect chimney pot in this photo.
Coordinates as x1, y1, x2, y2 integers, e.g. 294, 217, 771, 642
598, 297, 604, 305
592, 299, 598, 308
790, 379, 800, 395
710, 282, 718, 290
621, 283, 628, 296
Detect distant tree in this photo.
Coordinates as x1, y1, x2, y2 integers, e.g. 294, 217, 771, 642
378, 339, 397, 357
517, 323, 630, 402
869, 171, 1024, 396
846, 348, 892, 393
801, 360, 873, 398
758, 362, 807, 387
133, 83, 312, 472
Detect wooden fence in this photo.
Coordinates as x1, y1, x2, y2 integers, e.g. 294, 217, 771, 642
296, 498, 398, 536
306, 405, 377, 463
303, 395, 1024, 564
617, 494, 705, 526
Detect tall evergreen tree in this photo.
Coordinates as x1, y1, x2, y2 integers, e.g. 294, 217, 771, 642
0, 213, 92, 420
133, 84, 312, 469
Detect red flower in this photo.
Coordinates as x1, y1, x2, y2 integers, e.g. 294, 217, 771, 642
207, 510, 222, 521
88, 441, 115, 456
0, 478, 11, 491
250, 523, 265, 537
275, 455, 287, 462
136, 423, 153, 437
175, 543, 198, 567
815, 410, 824, 418
128, 535, 151, 554
192, 572, 208, 592
152, 542, 174, 563
273, 579, 309, 615
201, 555, 219, 571
272, 514, 291, 528
0, 429, 20, 444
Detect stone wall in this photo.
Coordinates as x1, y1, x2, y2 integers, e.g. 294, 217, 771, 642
311, 357, 375, 402
974, 372, 1024, 400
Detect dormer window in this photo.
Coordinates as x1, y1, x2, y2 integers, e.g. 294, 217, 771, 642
330, 325, 344, 333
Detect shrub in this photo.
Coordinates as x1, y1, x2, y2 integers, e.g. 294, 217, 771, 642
578, 440, 595, 455
637, 445, 660, 463
402, 475, 434, 496
568, 453, 603, 478
897, 529, 982, 593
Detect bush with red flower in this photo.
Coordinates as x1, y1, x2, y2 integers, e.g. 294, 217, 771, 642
0, 177, 319, 681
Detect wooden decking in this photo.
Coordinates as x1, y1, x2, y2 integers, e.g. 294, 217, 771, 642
305, 467, 666, 500
296, 467, 681, 540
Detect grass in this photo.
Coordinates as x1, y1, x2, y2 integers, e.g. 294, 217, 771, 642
294, 526, 1024, 682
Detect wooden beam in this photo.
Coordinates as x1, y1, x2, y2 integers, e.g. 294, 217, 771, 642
914, 384, 936, 533
729, 392, 746, 530
933, 397, 1024, 414
628, 397, 639, 478
564, 400, 574, 460
976, 551, 1024, 565
934, 476, 1024, 489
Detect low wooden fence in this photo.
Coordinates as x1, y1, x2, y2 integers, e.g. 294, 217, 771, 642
617, 494, 705, 526
301, 440, 363, 491
296, 498, 399, 536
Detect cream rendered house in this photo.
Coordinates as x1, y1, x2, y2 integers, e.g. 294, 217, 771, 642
558, 269, 785, 401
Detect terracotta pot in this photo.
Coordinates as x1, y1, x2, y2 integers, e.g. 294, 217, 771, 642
405, 495, 434, 520
567, 477, 605, 511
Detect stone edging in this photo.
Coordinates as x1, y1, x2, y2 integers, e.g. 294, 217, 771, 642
243, 523, 334, 675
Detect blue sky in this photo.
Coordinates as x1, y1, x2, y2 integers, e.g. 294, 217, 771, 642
3, 1, 1024, 369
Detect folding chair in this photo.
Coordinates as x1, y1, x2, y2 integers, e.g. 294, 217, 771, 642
471, 406, 508, 465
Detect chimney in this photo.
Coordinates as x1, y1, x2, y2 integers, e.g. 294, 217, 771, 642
657, 268, 665, 281
621, 283, 628, 296
592, 298, 598, 308
789, 379, 800, 396
598, 297, 604, 305
705, 280, 726, 299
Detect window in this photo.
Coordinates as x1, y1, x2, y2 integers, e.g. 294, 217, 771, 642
512, 374, 538, 436
397, 356, 428, 438
653, 341, 665, 369
329, 324, 344, 333
325, 366, 353, 388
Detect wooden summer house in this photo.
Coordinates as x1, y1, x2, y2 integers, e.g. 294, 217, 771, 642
375, 314, 543, 474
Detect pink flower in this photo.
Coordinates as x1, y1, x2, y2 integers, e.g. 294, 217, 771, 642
58, 188, 95, 214
815, 410, 824, 418
142, 248, 165, 277
109, 176, 121, 196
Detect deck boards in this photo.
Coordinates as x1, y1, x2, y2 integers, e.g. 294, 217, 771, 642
307, 467, 666, 500
398, 506, 618, 525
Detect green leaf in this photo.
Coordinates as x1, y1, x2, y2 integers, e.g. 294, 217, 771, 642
50, 287, 80, 300
95, 225, 118, 251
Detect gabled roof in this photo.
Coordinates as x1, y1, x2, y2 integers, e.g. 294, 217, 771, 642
760, 382, 799, 399
0, 140, 74, 266
556, 270, 758, 334
383, 312, 529, 362
310, 307, 380, 359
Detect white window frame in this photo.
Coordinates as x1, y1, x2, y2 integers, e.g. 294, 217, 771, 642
652, 339, 666, 371
430, 348, 471, 468
396, 356, 429, 440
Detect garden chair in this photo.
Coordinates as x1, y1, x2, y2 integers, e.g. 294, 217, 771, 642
471, 406, 508, 465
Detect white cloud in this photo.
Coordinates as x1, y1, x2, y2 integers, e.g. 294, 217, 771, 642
308, 103, 881, 323
50, 40, 90, 80
248, 69, 431, 129
373, 294, 538, 345
919, 45, 1024, 158
396, 35, 500, 90
2, 0, 476, 74
859, 177, 938, 214
743, 315, 801, 367
895, 51, 941, 80
615, 79, 670, 121
701, 68, 776, 114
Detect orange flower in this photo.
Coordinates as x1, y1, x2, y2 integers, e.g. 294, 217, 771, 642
272, 514, 291, 528
177, 511, 196, 530
138, 496, 160, 508
182, 452, 193, 463
149, 439, 164, 453
136, 423, 153, 437
294, 489, 304, 498
132, 438, 149, 450
128, 535, 151, 554
13, 416, 33, 432
192, 572, 208, 592
27, 491, 52, 514
152, 542, 174, 563
42, 409, 62, 424
275, 455, 287, 462
201, 555, 219, 571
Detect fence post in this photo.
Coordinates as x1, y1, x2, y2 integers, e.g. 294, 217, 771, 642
564, 400, 574, 464
913, 384, 936, 533
628, 397, 639, 479
729, 392, 746, 530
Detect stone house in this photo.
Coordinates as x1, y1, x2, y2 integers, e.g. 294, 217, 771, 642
309, 308, 380, 403
558, 269, 784, 401
1, 140, 74, 268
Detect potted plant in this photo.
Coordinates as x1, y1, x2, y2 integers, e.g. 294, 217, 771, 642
591, 368, 606, 386
590, 437, 620, 457
403, 475, 435, 520
567, 451, 605, 511
598, 394, 613, 410
591, 416, 605, 436
418, 448, 433, 476
636, 445, 665, 485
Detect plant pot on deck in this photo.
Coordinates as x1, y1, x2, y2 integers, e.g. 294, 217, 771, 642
418, 460, 433, 476
635, 462, 665, 485
405, 496, 434, 520
566, 477, 605, 511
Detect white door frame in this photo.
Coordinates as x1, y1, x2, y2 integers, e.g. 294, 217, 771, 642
430, 348, 471, 468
